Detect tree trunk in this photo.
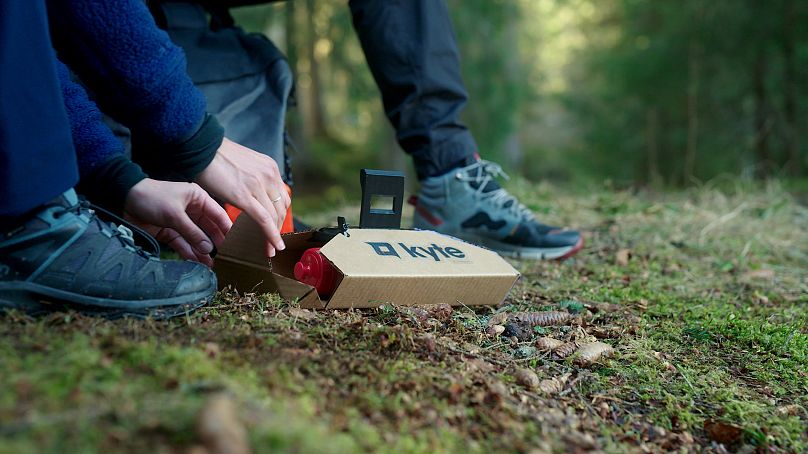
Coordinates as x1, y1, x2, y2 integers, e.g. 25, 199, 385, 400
783, 0, 800, 175
304, 0, 327, 138
646, 107, 661, 186
502, 4, 522, 170
284, 1, 302, 144
753, 48, 771, 178
684, 38, 700, 184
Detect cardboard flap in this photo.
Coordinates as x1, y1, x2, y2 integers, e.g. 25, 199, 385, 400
319, 229, 518, 277
217, 214, 271, 266
217, 215, 326, 277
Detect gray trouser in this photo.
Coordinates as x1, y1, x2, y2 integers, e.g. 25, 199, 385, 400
151, 0, 477, 181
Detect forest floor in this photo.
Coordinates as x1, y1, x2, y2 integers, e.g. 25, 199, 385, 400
1, 180, 806, 453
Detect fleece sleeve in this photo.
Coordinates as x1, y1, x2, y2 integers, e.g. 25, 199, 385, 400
46, 0, 222, 182
56, 59, 147, 213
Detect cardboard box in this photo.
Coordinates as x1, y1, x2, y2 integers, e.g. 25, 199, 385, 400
214, 215, 521, 309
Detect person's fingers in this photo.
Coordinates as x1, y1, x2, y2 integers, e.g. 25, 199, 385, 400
256, 156, 288, 230
167, 209, 216, 257
154, 227, 213, 266
268, 188, 287, 230
186, 186, 232, 247
241, 196, 284, 257
197, 215, 227, 248
273, 182, 291, 227
255, 186, 280, 229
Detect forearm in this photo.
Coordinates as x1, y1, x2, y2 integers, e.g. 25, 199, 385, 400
48, 0, 224, 183
56, 59, 147, 212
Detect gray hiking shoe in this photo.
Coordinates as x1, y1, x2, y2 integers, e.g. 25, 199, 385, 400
0, 189, 216, 319
411, 160, 583, 260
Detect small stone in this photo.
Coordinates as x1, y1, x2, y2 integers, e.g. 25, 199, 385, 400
502, 322, 533, 341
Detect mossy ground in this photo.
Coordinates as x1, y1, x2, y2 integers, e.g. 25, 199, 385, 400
1, 180, 806, 453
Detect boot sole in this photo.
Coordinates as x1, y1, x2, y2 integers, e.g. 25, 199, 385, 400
446, 232, 584, 260
0, 280, 215, 320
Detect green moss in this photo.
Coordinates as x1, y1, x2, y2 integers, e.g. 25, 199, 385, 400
2, 181, 807, 451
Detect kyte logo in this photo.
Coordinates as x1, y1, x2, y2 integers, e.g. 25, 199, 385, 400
366, 242, 466, 261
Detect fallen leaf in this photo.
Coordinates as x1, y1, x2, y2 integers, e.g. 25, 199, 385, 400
447, 382, 463, 403
513, 367, 540, 390
574, 342, 615, 365
288, 307, 316, 321
775, 404, 802, 417
487, 312, 510, 326
740, 268, 775, 281
426, 303, 453, 321
554, 341, 579, 359
197, 394, 250, 454
679, 431, 695, 445
487, 324, 505, 336
597, 401, 610, 419
703, 420, 742, 445
403, 307, 430, 324
535, 336, 565, 351
415, 334, 436, 353
615, 249, 631, 266
582, 300, 621, 313
462, 342, 482, 355
465, 358, 494, 374
539, 373, 571, 395
203, 342, 221, 359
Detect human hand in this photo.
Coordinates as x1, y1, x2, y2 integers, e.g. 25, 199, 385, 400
124, 178, 233, 266
195, 137, 290, 257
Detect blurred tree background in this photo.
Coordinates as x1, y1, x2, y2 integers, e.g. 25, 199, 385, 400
232, 0, 808, 200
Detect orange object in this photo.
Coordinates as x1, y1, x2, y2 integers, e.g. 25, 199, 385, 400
225, 183, 294, 233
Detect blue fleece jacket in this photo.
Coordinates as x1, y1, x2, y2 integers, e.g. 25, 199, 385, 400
46, 0, 224, 210
47, 0, 206, 146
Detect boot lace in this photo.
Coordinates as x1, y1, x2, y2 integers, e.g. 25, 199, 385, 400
455, 160, 534, 221
52, 199, 161, 258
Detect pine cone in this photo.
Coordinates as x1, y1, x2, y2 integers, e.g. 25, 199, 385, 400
510, 311, 573, 326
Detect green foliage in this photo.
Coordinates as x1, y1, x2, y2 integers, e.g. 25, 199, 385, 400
218, 2, 808, 188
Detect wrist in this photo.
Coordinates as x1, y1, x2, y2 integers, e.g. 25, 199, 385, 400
131, 113, 224, 182
76, 155, 148, 214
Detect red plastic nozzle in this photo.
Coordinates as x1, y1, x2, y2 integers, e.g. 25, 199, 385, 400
293, 247, 338, 298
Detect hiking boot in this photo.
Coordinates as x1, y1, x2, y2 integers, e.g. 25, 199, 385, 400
0, 189, 216, 319
411, 160, 583, 260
